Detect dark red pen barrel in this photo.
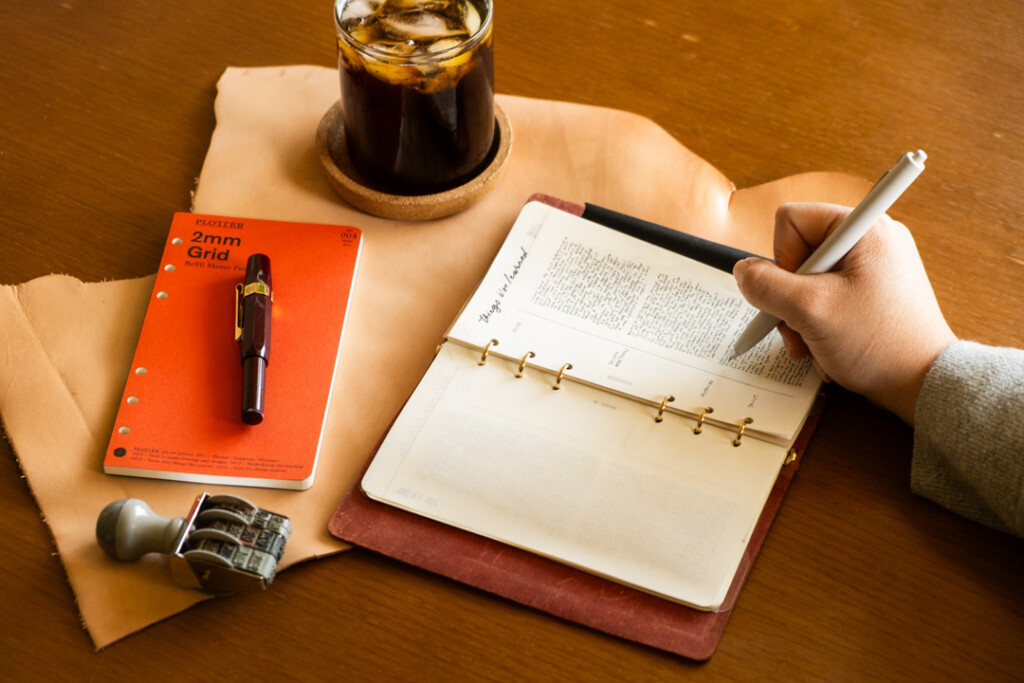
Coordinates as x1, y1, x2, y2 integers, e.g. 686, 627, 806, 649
240, 295, 271, 359
241, 356, 267, 425
239, 253, 272, 425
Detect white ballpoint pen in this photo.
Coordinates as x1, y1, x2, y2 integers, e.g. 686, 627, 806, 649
731, 150, 927, 359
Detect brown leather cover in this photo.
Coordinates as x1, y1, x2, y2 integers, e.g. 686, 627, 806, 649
328, 195, 829, 660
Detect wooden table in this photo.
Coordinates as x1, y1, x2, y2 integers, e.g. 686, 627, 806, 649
2, 1, 1021, 679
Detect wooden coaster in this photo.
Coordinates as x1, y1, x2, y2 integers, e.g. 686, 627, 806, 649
316, 101, 512, 221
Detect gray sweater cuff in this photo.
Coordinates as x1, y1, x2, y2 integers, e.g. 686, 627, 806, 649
912, 341, 1024, 537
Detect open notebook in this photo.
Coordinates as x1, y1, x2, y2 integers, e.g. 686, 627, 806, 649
357, 199, 821, 611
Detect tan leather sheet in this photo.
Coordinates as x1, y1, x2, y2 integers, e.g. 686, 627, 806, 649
0, 65, 868, 649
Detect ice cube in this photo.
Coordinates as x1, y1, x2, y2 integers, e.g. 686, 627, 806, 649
425, 38, 461, 54
462, 2, 481, 37
387, 0, 452, 10
346, 23, 382, 47
379, 10, 463, 43
340, 0, 382, 25
373, 38, 420, 57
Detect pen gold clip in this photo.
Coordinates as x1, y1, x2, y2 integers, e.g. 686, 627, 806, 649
235, 282, 273, 342
242, 282, 272, 298
234, 284, 244, 342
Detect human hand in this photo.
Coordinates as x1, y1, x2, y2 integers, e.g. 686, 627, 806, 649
733, 202, 957, 425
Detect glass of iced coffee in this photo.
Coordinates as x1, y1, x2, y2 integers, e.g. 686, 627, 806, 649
334, 0, 495, 196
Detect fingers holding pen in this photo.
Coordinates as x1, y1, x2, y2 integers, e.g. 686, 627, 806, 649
772, 202, 853, 271
733, 254, 838, 337
735, 202, 957, 423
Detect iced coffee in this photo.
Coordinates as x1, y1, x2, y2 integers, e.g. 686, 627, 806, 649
335, 0, 495, 196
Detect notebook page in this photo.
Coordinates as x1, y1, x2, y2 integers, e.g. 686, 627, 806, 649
447, 202, 821, 443
362, 343, 788, 611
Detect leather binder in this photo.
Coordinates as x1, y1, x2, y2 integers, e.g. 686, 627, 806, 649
329, 195, 826, 659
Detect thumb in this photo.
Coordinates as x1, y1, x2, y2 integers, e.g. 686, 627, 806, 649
733, 257, 811, 325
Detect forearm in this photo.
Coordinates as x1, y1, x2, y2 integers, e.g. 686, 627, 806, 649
911, 341, 1024, 537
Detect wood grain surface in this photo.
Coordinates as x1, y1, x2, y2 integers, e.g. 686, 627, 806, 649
1, 0, 1021, 679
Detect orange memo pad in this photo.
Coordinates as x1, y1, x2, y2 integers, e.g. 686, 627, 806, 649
104, 213, 363, 490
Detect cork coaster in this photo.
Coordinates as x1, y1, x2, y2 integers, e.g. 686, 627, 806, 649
316, 101, 512, 221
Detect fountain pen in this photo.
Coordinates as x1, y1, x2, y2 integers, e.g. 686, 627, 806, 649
236, 254, 273, 425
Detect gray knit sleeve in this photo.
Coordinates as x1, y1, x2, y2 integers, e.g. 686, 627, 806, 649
912, 341, 1024, 537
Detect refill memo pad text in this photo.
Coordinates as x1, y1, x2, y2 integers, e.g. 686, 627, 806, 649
359, 200, 821, 610
103, 213, 362, 490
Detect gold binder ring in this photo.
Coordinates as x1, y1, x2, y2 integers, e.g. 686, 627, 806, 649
733, 417, 753, 447
479, 339, 499, 365
655, 395, 675, 423
515, 351, 536, 378
553, 363, 573, 390
693, 407, 714, 434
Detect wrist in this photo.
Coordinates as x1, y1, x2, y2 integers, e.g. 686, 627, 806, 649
887, 334, 957, 426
